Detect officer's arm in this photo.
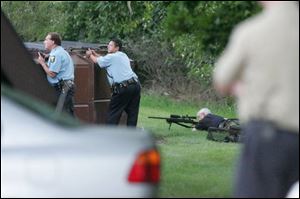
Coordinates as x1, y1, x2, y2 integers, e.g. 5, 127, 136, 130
86, 49, 102, 64
37, 53, 57, 77
91, 50, 100, 57
89, 54, 102, 64
40, 62, 57, 78
195, 120, 205, 130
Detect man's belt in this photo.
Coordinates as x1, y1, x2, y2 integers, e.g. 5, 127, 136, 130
61, 79, 74, 85
112, 77, 138, 88
53, 79, 74, 88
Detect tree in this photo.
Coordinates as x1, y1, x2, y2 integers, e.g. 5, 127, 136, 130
61, 1, 170, 42
1, 1, 66, 41
162, 1, 261, 86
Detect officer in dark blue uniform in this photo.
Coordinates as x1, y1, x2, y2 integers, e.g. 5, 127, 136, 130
193, 108, 226, 131
195, 113, 226, 131
86, 38, 141, 126
37, 32, 75, 116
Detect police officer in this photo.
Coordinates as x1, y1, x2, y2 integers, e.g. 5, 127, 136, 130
86, 38, 141, 126
194, 108, 226, 131
214, 2, 299, 197
37, 32, 75, 116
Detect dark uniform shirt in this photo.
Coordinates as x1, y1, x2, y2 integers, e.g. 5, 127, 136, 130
195, 114, 225, 131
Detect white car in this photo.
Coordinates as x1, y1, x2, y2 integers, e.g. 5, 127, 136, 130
1, 85, 160, 197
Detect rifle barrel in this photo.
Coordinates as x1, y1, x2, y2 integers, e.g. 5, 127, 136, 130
148, 116, 169, 119
149, 115, 196, 119
166, 118, 197, 124
148, 116, 197, 124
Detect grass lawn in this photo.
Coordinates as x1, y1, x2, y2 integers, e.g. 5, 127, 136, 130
138, 93, 242, 197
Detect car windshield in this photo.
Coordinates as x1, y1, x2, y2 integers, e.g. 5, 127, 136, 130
1, 84, 82, 127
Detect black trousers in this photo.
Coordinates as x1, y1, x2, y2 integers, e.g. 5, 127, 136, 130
53, 83, 75, 116
233, 120, 299, 198
107, 82, 141, 126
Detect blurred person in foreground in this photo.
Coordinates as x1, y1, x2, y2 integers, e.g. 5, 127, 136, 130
213, 1, 299, 198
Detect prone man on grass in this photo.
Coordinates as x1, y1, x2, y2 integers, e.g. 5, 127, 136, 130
192, 108, 238, 131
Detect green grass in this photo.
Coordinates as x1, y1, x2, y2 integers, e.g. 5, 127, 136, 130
138, 93, 241, 197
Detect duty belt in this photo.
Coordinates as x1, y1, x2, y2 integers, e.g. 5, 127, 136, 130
112, 77, 138, 88
61, 79, 74, 86
111, 77, 139, 94
53, 79, 74, 90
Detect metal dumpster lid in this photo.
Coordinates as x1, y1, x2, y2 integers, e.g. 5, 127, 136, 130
24, 41, 107, 51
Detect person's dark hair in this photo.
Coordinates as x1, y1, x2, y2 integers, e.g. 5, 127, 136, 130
48, 32, 61, 46
111, 38, 122, 51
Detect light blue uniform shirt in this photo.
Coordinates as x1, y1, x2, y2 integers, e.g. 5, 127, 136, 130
96, 51, 138, 86
47, 46, 74, 85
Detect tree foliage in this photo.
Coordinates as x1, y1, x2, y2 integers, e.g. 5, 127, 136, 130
1, 1, 261, 100
162, 1, 261, 86
164, 1, 261, 56
1, 1, 170, 42
1, 1, 66, 41
58, 1, 171, 42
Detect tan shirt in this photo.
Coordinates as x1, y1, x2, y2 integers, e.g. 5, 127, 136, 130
214, 2, 299, 132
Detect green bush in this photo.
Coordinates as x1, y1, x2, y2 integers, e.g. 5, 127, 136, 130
1, 1, 66, 41
162, 1, 261, 87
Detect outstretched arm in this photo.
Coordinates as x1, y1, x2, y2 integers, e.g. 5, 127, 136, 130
37, 52, 57, 78
85, 48, 102, 64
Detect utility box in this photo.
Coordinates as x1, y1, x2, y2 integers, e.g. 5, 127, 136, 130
25, 41, 133, 125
